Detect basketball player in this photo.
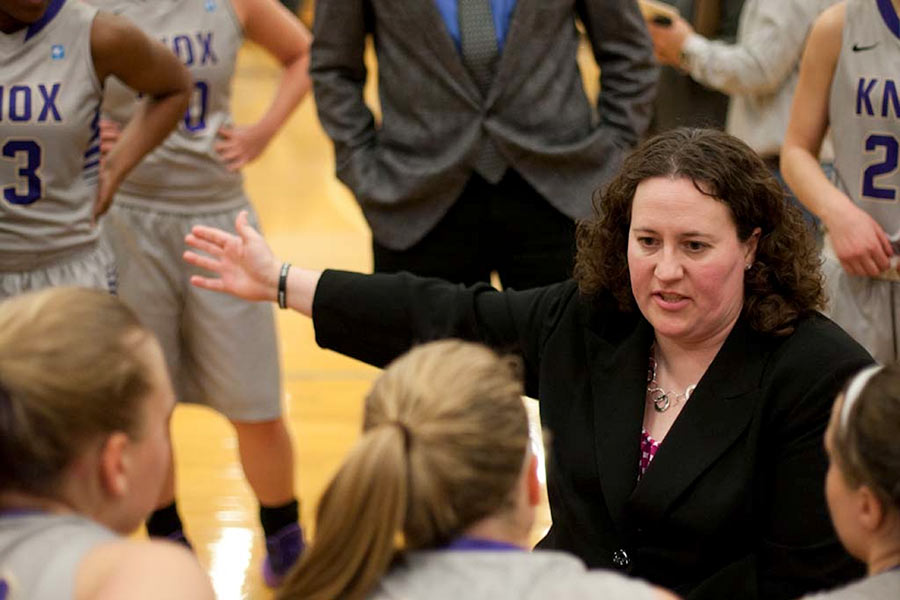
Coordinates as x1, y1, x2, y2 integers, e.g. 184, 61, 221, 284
90, 0, 311, 586
782, 0, 900, 363
0, 287, 214, 600
0, 0, 191, 299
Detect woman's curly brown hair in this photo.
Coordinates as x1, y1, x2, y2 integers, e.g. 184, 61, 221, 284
574, 128, 823, 335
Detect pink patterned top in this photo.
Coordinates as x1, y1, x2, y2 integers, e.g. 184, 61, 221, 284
639, 428, 660, 480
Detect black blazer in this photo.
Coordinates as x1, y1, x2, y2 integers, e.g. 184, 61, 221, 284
313, 271, 871, 599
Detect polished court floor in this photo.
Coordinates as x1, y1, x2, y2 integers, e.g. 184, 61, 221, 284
166, 34, 604, 597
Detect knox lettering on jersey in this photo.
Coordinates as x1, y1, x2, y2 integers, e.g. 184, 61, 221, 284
856, 78, 900, 118
0, 83, 62, 123
160, 32, 218, 67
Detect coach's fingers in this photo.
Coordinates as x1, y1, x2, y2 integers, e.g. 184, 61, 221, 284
184, 233, 224, 257
183, 250, 223, 274
190, 224, 237, 247
235, 210, 257, 239
189, 274, 226, 292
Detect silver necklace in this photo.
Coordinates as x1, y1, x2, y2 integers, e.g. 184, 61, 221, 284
646, 350, 697, 413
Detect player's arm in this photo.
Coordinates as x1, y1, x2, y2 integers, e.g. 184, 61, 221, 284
215, 0, 312, 171
90, 12, 192, 218
781, 2, 892, 277
649, 1, 813, 96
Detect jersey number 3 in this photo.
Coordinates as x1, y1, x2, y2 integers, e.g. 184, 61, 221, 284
862, 134, 899, 201
2, 139, 41, 205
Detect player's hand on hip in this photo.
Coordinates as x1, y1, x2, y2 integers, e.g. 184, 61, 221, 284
92, 166, 118, 225
184, 210, 281, 302
214, 124, 270, 172
826, 202, 893, 277
99, 118, 122, 159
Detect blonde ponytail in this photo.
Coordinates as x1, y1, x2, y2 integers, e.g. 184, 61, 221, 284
280, 340, 529, 600
279, 424, 409, 600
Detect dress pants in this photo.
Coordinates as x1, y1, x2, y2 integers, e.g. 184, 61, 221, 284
372, 170, 576, 290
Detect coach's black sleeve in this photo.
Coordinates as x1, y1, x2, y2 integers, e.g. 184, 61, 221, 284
312, 269, 578, 384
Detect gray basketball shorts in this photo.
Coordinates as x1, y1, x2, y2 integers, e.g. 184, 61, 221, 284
0, 240, 117, 300
822, 235, 900, 364
104, 201, 282, 422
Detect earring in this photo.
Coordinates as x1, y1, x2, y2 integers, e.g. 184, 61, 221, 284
745, 263, 752, 271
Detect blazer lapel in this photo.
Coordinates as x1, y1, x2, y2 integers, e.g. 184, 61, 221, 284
629, 317, 766, 520
587, 316, 654, 526
404, 1, 481, 102
485, 0, 531, 107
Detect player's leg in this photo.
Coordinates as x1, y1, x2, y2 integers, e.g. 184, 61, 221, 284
103, 204, 191, 545
183, 205, 302, 585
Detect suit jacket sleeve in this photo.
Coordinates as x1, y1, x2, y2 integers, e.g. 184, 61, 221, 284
577, 0, 658, 147
312, 270, 579, 397
310, 0, 377, 198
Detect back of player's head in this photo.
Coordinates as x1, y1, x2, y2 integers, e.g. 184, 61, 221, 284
832, 364, 900, 512
280, 340, 530, 600
0, 287, 154, 498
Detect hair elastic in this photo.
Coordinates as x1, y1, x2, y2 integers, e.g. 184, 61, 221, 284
388, 420, 412, 451
841, 365, 884, 427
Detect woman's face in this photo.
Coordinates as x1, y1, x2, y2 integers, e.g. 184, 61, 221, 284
0, 0, 50, 32
628, 177, 758, 348
824, 395, 866, 561
113, 337, 176, 534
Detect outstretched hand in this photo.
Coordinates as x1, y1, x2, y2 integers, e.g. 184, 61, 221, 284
183, 210, 280, 301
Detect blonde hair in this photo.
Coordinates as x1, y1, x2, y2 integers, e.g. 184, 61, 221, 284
279, 340, 530, 600
833, 364, 900, 511
0, 287, 153, 498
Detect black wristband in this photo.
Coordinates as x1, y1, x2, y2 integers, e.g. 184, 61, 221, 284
277, 262, 291, 309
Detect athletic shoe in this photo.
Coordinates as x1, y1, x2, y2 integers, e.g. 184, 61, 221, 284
262, 523, 305, 588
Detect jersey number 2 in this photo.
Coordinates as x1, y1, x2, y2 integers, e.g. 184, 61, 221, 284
2, 140, 42, 205
862, 134, 899, 201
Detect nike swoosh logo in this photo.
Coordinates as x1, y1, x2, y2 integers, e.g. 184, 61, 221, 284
853, 42, 879, 51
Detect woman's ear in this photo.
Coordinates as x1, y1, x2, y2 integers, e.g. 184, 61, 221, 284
857, 485, 886, 532
99, 432, 131, 498
745, 226, 762, 265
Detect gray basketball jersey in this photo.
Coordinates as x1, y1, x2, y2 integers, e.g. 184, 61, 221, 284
97, 0, 244, 212
0, 0, 102, 271
0, 512, 116, 600
829, 0, 900, 239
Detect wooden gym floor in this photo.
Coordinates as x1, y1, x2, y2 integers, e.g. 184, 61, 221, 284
169, 31, 602, 598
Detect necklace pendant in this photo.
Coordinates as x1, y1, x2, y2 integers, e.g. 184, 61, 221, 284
649, 388, 670, 412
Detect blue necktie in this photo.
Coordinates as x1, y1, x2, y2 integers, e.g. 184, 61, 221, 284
458, 0, 507, 183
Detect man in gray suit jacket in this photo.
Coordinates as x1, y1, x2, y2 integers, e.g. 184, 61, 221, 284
311, 1, 657, 288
